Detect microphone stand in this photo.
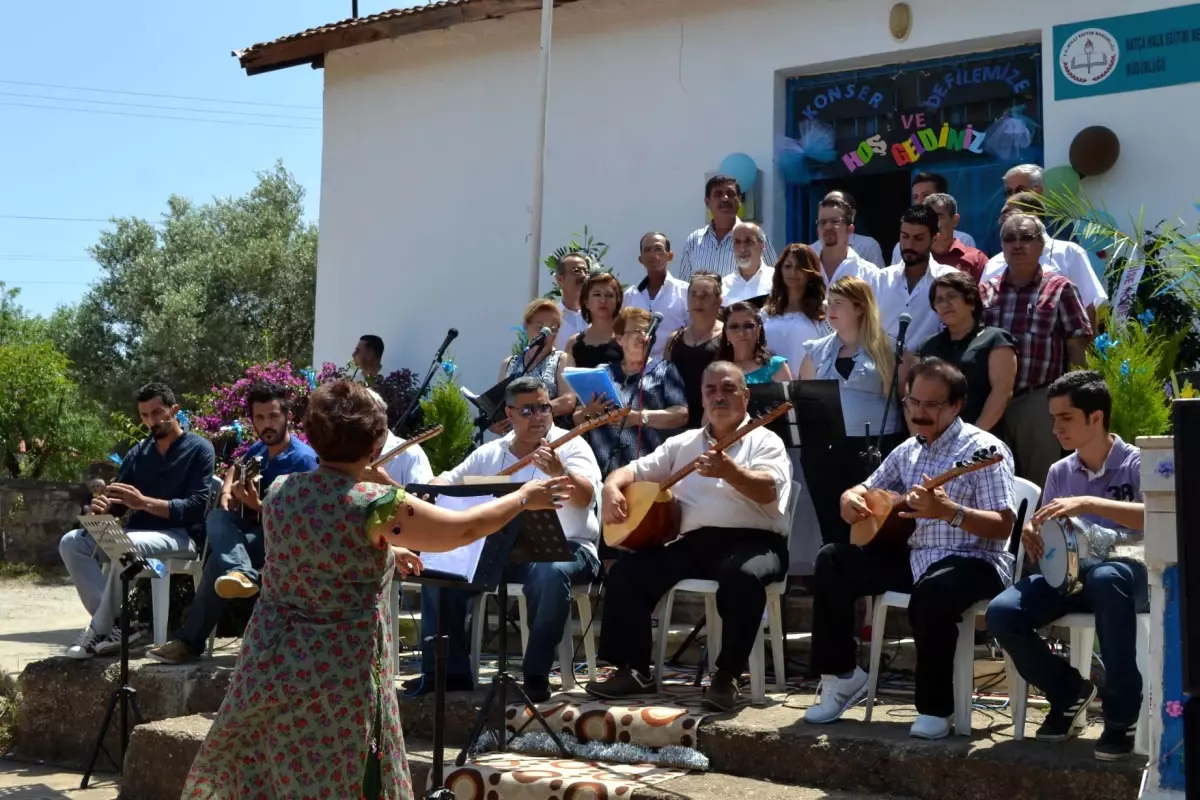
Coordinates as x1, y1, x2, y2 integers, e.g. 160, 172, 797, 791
404, 338, 457, 436
472, 337, 548, 448
862, 324, 909, 470
600, 325, 658, 476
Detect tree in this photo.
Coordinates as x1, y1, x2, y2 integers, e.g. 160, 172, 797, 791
57, 162, 318, 412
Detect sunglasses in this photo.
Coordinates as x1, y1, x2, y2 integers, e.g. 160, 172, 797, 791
726, 322, 759, 333
509, 402, 553, 418
1001, 232, 1040, 244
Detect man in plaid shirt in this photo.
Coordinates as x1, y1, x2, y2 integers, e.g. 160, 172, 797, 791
980, 213, 1092, 487
803, 358, 1016, 740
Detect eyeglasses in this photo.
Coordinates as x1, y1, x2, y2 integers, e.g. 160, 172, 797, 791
509, 403, 553, 418
1004, 186, 1031, 197
1001, 232, 1040, 244
902, 397, 949, 413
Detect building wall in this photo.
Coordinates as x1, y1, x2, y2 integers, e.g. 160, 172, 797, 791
315, 0, 1196, 389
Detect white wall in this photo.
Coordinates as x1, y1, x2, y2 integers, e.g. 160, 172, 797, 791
314, 0, 1197, 390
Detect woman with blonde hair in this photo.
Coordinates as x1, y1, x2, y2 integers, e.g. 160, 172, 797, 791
494, 299, 576, 433
799, 275, 901, 545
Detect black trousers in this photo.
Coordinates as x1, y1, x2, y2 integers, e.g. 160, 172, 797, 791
810, 543, 1004, 717
599, 527, 788, 677
802, 434, 905, 546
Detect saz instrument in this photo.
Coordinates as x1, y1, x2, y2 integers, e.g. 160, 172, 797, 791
497, 407, 630, 477
370, 425, 445, 469
230, 454, 264, 520
603, 403, 793, 551
849, 446, 1003, 547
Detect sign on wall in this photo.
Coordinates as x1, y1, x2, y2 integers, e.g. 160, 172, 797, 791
1054, 4, 1200, 100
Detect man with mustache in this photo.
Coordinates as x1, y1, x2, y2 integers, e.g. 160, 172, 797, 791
586, 361, 792, 711
804, 358, 1015, 740
888, 172, 980, 265
677, 175, 777, 280
62, 383, 216, 659
147, 382, 318, 664
875, 205, 957, 349
556, 252, 590, 346
721, 222, 775, 306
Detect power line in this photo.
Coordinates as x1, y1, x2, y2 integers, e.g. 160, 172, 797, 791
0, 215, 110, 223
0, 91, 321, 122
0, 79, 320, 111
0, 101, 320, 131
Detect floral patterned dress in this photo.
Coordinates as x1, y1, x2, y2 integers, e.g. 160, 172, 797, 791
183, 468, 412, 800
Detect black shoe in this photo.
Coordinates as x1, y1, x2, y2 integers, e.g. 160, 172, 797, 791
702, 671, 741, 712
523, 677, 552, 705
1094, 725, 1135, 761
584, 667, 654, 700
1036, 680, 1097, 741
403, 674, 475, 697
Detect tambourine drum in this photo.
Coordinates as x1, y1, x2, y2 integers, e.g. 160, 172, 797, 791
1038, 517, 1089, 595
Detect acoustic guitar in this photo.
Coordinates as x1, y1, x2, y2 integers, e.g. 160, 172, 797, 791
603, 403, 793, 551
848, 445, 1003, 547
370, 425, 445, 469
230, 454, 264, 521
496, 406, 630, 477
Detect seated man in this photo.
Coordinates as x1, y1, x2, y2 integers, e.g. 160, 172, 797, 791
804, 358, 1015, 739
369, 388, 434, 488
986, 371, 1147, 761
63, 383, 216, 659
410, 376, 602, 703
148, 382, 317, 663
585, 360, 793, 711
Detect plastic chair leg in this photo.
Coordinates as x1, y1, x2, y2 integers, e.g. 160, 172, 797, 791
150, 573, 171, 645
864, 597, 890, 723
768, 592, 786, 692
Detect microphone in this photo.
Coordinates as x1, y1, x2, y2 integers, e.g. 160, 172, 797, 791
433, 328, 459, 362
895, 312, 912, 351
646, 312, 664, 341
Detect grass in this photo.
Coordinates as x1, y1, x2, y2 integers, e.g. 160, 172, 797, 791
0, 671, 17, 755
0, 562, 68, 585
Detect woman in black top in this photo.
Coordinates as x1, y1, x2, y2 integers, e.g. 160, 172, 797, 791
910, 271, 1017, 435
563, 271, 624, 369
665, 271, 724, 429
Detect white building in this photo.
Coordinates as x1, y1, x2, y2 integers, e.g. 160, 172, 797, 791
238, 0, 1199, 391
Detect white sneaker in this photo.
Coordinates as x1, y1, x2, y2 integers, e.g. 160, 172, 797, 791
93, 625, 143, 656
909, 714, 951, 739
804, 667, 868, 724
65, 626, 102, 660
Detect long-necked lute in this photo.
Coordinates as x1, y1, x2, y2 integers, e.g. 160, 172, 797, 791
849, 445, 1003, 547
370, 425, 444, 469
603, 402, 793, 551
496, 406, 629, 476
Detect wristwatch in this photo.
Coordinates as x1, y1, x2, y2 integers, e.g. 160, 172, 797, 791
949, 503, 965, 528
640, 411, 649, 427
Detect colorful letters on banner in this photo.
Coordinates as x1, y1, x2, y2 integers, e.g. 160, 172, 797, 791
840, 123, 987, 173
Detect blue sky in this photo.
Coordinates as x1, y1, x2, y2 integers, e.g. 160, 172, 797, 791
0, 1, 414, 317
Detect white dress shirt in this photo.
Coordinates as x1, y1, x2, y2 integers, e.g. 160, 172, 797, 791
722, 265, 774, 306
813, 233, 886, 270
381, 432, 434, 487
891, 230, 978, 264
677, 218, 779, 279
818, 248, 881, 295
875, 260, 958, 349
980, 237, 1108, 308
623, 274, 690, 361
557, 302, 588, 348
627, 419, 792, 537
761, 310, 830, 373
440, 426, 602, 555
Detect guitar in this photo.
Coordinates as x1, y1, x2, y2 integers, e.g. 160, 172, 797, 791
848, 446, 1004, 547
603, 403, 793, 551
370, 425, 445, 469
229, 454, 264, 521
497, 406, 630, 477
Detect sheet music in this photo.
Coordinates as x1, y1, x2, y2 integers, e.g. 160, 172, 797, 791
418, 495, 491, 582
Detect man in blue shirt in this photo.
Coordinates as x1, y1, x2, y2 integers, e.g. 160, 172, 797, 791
148, 382, 318, 663
63, 383, 215, 659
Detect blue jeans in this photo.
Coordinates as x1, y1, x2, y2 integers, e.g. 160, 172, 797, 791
419, 541, 600, 682
986, 560, 1149, 727
177, 508, 265, 652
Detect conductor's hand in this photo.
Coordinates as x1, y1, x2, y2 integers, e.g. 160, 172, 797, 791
840, 490, 871, 525
88, 495, 112, 515
392, 547, 423, 579
602, 482, 628, 524
518, 476, 574, 511
361, 465, 399, 487
1020, 522, 1044, 563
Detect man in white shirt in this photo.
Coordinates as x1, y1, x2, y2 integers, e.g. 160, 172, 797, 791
410, 377, 602, 703
586, 361, 792, 711
367, 389, 435, 487
876, 205, 958, 350
889, 171, 979, 263
811, 190, 886, 269
815, 193, 881, 293
721, 222, 775, 306
678, 175, 777, 279
623, 233, 689, 360
556, 252, 590, 346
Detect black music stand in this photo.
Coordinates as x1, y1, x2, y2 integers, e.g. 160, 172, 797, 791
466, 377, 516, 449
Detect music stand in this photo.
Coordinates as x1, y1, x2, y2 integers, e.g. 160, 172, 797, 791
466, 376, 516, 448
76, 515, 157, 788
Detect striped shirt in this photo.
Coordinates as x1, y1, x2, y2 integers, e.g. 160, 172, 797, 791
863, 418, 1016, 583
677, 218, 778, 280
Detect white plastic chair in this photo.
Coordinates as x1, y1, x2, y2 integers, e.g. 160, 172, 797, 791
650, 480, 802, 705
864, 476, 1042, 735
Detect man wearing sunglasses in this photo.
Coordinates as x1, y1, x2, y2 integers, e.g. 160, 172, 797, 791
406, 376, 602, 703
980, 214, 1092, 488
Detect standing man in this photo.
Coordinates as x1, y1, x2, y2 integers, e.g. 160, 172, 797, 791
814, 194, 881, 294
623, 233, 689, 360
812, 190, 886, 269
987, 371, 1146, 761
352, 334, 385, 382
889, 172, 979, 263
923, 194, 990, 282
721, 222, 775, 306
63, 383, 215, 659
1003, 164, 1044, 197
677, 175, 777, 279
875, 205, 957, 348
981, 214, 1092, 486
147, 383, 318, 664
556, 252, 590, 346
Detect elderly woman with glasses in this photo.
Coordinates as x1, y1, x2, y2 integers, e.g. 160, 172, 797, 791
494, 299, 576, 434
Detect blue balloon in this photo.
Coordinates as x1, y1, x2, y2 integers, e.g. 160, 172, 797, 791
718, 153, 758, 193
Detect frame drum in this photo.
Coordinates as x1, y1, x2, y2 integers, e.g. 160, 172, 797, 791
1038, 517, 1084, 595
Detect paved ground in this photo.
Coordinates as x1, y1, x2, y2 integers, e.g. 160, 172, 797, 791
0, 759, 117, 799
0, 579, 91, 676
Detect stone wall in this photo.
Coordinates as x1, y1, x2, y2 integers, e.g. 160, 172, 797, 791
0, 479, 90, 569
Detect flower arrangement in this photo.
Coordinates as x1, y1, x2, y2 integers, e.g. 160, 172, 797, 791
1086, 310, 1177, 443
